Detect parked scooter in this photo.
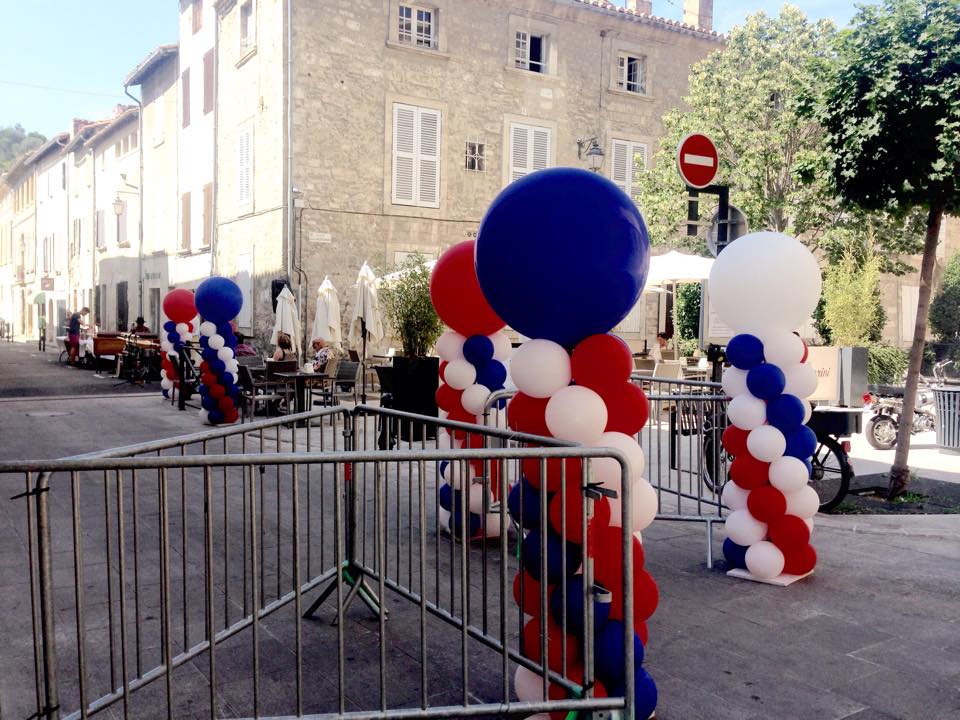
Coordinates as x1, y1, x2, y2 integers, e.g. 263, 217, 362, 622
863, 360, 953, 450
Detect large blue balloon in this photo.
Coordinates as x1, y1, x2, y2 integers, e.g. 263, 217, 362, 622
475, 168, 649, 349
195, 276, 243, 324
507, 478, 542, 529
594, 620, 644, 686
521, 528, 582, 584
746, 363, 786, 400
726, 334, 765, 369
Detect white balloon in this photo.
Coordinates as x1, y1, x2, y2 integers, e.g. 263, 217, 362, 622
761, 331, 805, 368
444, 359, 476, 390
784, 485, 820, 519
226, 360, 239, 373
467, 483, 487, 514
441, 459, 472, 489
461, 384, 491, 415
436, 331, 465, 361
198, 409, 210, 424
707, 231, 822, 334
769, 456, 809, 494
783, 362, 818, 398
515, 666, 544, 702
208, 334, 225, 350
178, 331, 191, 344
721, 367, 749, 397
437, 430, 452, 449
490, 331, 513, 361
590, 432, 645, 489
160, 378, 174, 390
438, 507, 451, 529
727, 394, 766, 430
482, 513, 502, 538
217, 346, 234, 362
438, 409, 449, 421
175, 322, 189, 335
545, 386, 608, 444
747, 425, 786, 462
199, 321, 217, 337
804, 517, 814, 532
801, 399, 813, 424
609, 479, 658, 532
721, 480, 750, 510
745, 540, 785, 579
725, 509, 768, 546
511, 339, 571, 398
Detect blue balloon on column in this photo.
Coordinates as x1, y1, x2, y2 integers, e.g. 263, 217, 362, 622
210, 359, 226, 374
449, 508, 481, 537
594, 620, 644, 686
803, 458, 814, 477
438, 483, 458, 512
549, 574, 611, 637
766, 393, 805, 433
195, 276, 243, 323
475, 168, 650, 349
723, 538, 749, 569
521, 528, 582, 584
163, 320, 176, 332
726, 334, 765, 369
208, 409, 225, 424
475, 360, 507, 390
746, 363, 786, 400
507, 477, 541, 529
784, 425, 817, 459
608, 668, 658, 720
463, 335, 495, 365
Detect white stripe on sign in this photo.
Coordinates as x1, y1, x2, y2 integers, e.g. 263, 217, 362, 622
683, 153, 715, 167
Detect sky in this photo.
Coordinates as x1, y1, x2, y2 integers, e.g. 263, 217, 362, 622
0, 0, 864, 139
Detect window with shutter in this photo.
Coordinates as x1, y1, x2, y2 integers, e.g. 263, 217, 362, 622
181, 192, 191, 251
391, 103, 441, 208
203, 50, 214, 115
202, 183, 213, 247
508, 122, 552, 182
610, 138, 647, 205
237, 125, 252, 208
182, 69, 191, 128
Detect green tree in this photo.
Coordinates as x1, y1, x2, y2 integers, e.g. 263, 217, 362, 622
822, 248, 884, 345
819, 0, 960, 496
379, 253, 443, 358
675, 283, 701, 340
0, 124, 45, 173
929, 254, 960, 341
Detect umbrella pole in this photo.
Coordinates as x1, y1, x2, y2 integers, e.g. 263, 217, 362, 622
361, 317, 367, 405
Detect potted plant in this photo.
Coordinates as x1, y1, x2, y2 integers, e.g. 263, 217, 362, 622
380, 253, 444, 439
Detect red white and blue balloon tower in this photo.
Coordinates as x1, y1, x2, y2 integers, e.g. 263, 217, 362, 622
195, 277, 245, 426
709, 232, 823, 581
473, 168, 659, 718
159, 288, 198, 399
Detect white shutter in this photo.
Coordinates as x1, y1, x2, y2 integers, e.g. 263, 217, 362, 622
509, 124, 530, 181
611, 139, 630, 195
238, 126, 252, 207
418, 107, 441, 208
617, 55, 626, 89
532, 127, 550, 171
392, 104, 417, 205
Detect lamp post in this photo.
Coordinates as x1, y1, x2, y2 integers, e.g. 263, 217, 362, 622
576, 137, 606, 173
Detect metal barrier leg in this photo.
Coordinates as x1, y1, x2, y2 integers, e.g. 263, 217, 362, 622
706, 518, 715, 570
33, 471, 60, 719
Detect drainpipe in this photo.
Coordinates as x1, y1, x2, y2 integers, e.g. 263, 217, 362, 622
211, 11, 220, 276
286, 0, 295, 296
124, 87, 145, 318
91, 145, 98, 329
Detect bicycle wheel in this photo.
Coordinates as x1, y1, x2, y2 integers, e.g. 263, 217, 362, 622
701, 434, 730, 494
59, 349, 70, 365
809, 435, 852, 512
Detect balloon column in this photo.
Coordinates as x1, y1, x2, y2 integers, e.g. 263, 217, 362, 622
159, 288, 198, 399
194, 277, 245, 425
430, 240, 512, 539
708, 232, 823, 581
476, 169, 658, 718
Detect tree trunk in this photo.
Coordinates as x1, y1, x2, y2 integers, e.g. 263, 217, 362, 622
888, 205, 943, 498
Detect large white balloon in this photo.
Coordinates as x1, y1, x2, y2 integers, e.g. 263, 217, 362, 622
461, 383, 491, 415
784, 485, 820, 519
747, 425, 786, 462
708, 231, 822, 334
721, 480, 750, 510
721, 367, 749, 397
745, 541, 785, 579
783, 362, 818, 398
609, 478, 658, 532
490, 331, 513, 362
590, 431, 645, 488
725, 509, 768, 546
511, 339, 571, 398
727, 394, 766, 430
208, 333, 225, 350
545, 386, 608, 444
761, 331, 805, 368
444, 359, 476, 390
768, 456, 809, 493
436, 331, 466, 361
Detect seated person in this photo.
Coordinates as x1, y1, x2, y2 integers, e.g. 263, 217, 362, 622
271, 332, 297, 362
651, 332, 669, 362
130, 316, 151, 335
311, 337, 333, 372
234, 332, 258, 357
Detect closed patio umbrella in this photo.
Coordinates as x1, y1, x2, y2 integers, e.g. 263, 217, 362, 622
271, 285, 302, 357
311, 276, 342, 350
348, 262, 384, 404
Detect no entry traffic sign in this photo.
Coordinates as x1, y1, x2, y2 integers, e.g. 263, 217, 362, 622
676, 133, 718, 189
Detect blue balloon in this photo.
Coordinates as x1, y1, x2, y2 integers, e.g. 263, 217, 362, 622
609, 668, 658, 720
216, 322, 234, 338
161, 388, 169, 398
723, 538, 749, 570
163, 320, 176, 332
475, 168, 650, 349
208, 409, 225, 424
594, 620, 645, 687
199, 384, 210, 397
210, 359, 226, 374
448, 509, 481, 538
195, 276, 243, 324
726, 334, 765, 369
201, 396, 217, 412
549, 574, 611, 638
803, 458, 814, 478
746, 363, 786, 400
767, 394, 805, 433
225, 334, 238, 349
167, 332, 180, 345
438, 483, 457, 512
463, 335, 495, 366
199, 335, 209, 348
475, 360, 507, 391
521, 528, 582, 584
507, 478, 542, 529
784, 426, 817, 460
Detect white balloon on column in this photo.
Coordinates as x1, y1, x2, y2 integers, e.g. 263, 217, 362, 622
444, 359, 476, 390
208, 334, 225, 350
746, 425, 786, 462
725, 509, 768, 546
545, 385, 608, 444
436, 331, 466, 361
727, 394, 766, 430
609, 478, 658, 532
510, 339, 572, 398
461, 383, 491, 415
490, 330, 513, 362
721, 480, 750, 511
760, 331, 805, 367
784, 485, 820, 519
590, 431, 646, 488
768, 456, 810, 493
745, 541, 786, 579
199, 321, 217, 337
721, 367, 749, 397
783, 362, 818, 398
217, 346, 234, 362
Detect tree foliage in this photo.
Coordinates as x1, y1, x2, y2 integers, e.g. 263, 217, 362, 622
379, 253, 443, 358
822, 247, 884, 345
929, 254, 960, 341
0, 124, 46, 174
675, 283, 701, 341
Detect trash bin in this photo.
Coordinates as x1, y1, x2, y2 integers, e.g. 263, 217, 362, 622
933, 386, 960, 452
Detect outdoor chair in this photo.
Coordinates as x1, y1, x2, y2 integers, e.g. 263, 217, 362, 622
309, 357, 340, 408
311, 360, 361, 406
238, 365, 287, 422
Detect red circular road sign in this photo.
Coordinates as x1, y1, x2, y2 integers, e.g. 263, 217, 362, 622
676, 133, 719, 189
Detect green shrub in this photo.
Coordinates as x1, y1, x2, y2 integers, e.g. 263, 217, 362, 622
929, 254, 960, 341
379, 253, 443, 358
823, 248, 885, 345
678, 338, 700, 358
675, 283, 701, 341
867, 344, 908, 385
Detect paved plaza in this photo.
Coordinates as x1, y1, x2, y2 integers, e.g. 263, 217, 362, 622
0, 342, 959, 720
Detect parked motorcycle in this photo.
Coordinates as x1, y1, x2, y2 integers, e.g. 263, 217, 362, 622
863, 360, 952, 450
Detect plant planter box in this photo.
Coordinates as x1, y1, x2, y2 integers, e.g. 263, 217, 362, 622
391, 356, 439, 441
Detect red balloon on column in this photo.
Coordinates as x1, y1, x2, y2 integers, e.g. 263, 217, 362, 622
430, 240, 505, 336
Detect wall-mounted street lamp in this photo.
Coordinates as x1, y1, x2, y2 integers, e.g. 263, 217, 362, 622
576, 137, 605, 173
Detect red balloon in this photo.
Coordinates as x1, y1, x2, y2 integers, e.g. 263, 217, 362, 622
548, 482, 611, 544
162, 288, 197, 324
768, 514, 811, 552
439, 361, 448, 383
571, 334, 633, 389
636, 621, 649, 646
522, 617, 580, 670
747, 485, 787, 522
430, 240, 504, 336
224, 408, 239, 424
782, 543, 817, 575
201, 372, 216, 387
593, 525, 647, 626
218, 396, 234, 412
598, 382, 649, 436
800, 339, 809, 363
544, 664, 606, 720
513, 570, 550, 617
435, 383, 463, 413
721, 426, 749, 457
522, 454, 583, 493
209, 383, 225, 399
200, 360, 210, 374
446, 407, 476, 440
729, 454, 770, 490
507, 393, 551, 437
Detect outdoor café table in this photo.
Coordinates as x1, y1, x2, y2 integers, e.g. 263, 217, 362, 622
275, 370, 330, 420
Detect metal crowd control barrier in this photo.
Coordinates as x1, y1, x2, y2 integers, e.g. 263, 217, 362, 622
2, 406, 636, 720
